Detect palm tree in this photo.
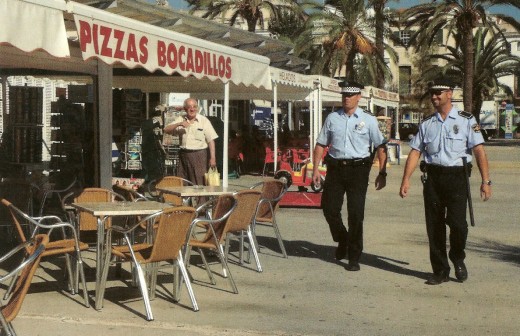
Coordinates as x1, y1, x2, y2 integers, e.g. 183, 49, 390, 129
297, 0, 397, 81
421, 28, 520, 122
402, 0, 520, 118
268, 8, 307, 42
187, 0, 303, 32
367, 0, 393, 89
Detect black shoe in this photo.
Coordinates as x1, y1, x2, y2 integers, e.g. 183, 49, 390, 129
454, 261, 468, 282
335, 239, 348, 261
345, 262, 360, 272
426, 271, 449, 285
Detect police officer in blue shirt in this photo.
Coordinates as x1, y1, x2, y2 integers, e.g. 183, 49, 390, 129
399, 77, 492, 285
312, 81, 388, 271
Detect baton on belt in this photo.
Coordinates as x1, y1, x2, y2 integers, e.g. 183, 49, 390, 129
462, 157, 475, 227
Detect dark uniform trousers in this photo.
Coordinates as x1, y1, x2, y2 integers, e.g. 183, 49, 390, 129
423, 166, 469, 274
321, 157, 371, 263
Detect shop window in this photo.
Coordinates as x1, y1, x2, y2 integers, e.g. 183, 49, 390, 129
399, 30, 411, 47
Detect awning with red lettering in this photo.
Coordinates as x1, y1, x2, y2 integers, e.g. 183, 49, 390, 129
111, 67, 316, 101
71, 2, 271, 89
0, 0, 69, 58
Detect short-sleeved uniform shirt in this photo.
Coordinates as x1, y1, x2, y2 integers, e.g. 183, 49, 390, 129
170, 113, 218, 150
410, 107, 484, 166
316, 107, 385, 159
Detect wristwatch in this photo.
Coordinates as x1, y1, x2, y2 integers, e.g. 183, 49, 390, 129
378, 171, 387, 177
482, 180, 492, 186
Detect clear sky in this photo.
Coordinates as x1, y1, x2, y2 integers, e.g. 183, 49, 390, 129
153, 0, 520, 21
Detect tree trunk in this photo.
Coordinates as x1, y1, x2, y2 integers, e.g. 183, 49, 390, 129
247, 18, 257, 32
345, 50, 357, 81
462, 28, 475, 118
373, 0, 385, 89
473, 90, 485, 139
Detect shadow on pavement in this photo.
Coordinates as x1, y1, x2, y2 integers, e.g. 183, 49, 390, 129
360, 253, 430, 280
469, 239, 520, 266
256, 236, 430, 281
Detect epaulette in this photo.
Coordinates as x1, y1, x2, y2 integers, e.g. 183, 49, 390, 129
458, 110, 473, 119
362, 109, 374, 116
421, 114, 435, 123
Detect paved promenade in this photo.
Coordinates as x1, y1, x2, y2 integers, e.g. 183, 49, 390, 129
2, 141, 520, 336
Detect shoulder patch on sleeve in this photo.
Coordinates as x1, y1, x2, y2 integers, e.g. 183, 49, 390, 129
421, 114, 435, 123
472, 123, 481, 133
458, 110, 473, 119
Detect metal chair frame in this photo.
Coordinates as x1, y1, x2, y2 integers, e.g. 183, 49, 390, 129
0, 234, 48, 336
1, 199, 90, 307
250, 180, 288, 258
61, 188, 127, 239
99, 206, 199, 321
223, 190, 263, 272
147, 176, 194, 206
37, 177, 79, 217
186, 195, 239, 293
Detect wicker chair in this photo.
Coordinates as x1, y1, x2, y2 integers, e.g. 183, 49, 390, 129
186, 194, 238, 293
223, 190, 263, 272
63, 188, 126, 241
1, 199, 90, 307
250, 179, 288, 258
147, 176, 193, 206
112, 184, 148, 202
99, 206, 198, 321
37, 176, 80, 217
0, 181, 38, 241
0, 234, 48, 336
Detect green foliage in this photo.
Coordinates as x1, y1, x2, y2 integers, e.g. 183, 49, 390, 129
401, 0, 520, 116
295, 0, 397, 83
421, 28, 520, 119
187, 0, 303, 32
268, 9, 306, 41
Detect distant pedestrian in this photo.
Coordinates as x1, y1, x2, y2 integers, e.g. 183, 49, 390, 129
312, 81, 388, 271
399, 77, 492, 285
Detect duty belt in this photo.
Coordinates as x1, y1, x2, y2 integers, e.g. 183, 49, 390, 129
327, 156, 371, 167
425, 163, 470, 174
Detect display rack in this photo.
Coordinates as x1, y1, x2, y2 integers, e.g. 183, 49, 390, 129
162, 109, 181, 176
163, 144, 179, 175
7, 86, 43, 164
119, 90, 144, 172
49, 98, 86, 185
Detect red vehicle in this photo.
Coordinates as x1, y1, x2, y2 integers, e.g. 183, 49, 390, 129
274, 150, 327, 192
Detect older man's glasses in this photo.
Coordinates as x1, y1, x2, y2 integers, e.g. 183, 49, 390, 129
430, 89, 449, 96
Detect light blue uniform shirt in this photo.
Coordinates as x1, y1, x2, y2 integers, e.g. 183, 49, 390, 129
316, 107, 385, 159
410, 106, 484, 166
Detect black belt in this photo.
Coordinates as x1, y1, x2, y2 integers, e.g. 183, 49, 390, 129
179, 148, 206, 153
425, 164, 469, 174
327, 156, 371, 167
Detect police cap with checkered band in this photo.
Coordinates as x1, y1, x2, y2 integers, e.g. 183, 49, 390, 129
339, 81, 364, 95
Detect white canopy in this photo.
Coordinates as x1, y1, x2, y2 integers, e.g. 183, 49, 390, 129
1, 0, 272, 91
111, 66, 315, 101
0, 0, 70, 58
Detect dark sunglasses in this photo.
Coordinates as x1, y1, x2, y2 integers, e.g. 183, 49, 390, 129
429, 89, 449, 96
